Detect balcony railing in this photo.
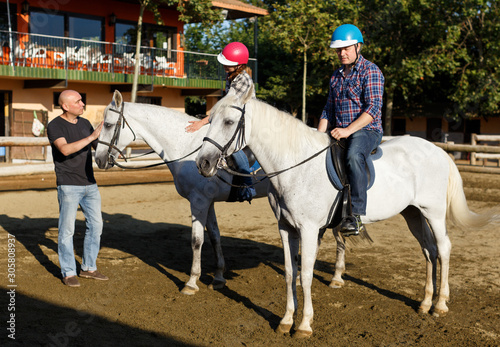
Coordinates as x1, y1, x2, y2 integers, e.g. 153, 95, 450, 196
0, 30, 257, 83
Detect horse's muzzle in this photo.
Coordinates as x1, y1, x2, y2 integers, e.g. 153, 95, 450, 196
197, 158, 216, 177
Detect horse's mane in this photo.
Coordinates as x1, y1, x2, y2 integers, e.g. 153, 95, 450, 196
215, 96, 331, 162
127, 101, 198, 122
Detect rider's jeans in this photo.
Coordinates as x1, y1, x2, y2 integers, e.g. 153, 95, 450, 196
346, 129, 383, 216
57, 184, 103, 278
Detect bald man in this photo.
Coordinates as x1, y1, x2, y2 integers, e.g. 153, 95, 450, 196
47, 90, 106, 287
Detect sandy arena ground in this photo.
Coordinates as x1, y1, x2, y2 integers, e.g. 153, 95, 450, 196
0, 169, 499, 346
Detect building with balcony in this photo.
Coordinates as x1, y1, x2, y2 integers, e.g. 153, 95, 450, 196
0, 0, 267, 162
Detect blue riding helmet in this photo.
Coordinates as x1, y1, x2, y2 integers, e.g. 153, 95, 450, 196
330, 24, 364, 49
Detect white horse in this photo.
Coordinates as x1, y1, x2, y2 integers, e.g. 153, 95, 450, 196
95, 90, 268, 295
195, 85, 499, 337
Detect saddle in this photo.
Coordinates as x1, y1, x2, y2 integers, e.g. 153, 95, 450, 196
325, 139, 383, 229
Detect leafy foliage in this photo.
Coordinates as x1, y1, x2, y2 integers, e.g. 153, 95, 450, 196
184, 0, 500, 122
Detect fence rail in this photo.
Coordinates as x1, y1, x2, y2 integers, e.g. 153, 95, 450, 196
470, 134, 500, 166
0, 137, 147, 148
1, 136, 500, 175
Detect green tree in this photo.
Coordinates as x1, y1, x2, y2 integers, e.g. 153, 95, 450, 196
265, 0, 334, 122
447, 0, 500, 119
131, 0, 221, 102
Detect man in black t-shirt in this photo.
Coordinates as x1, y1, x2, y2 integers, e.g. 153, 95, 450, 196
47, 89, 106, 287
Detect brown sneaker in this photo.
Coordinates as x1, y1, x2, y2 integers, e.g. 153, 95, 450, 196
79, 270, 109, 281
63, 276, 81, 287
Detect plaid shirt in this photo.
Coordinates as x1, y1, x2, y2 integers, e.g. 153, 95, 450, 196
320, 55, 384, 133
224, 70, 256, 98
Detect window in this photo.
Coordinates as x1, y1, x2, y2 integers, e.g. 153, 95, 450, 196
115, 22, 135, 46
30, 12, 65, 37
136, 96, 161, 106
29, 10, 103, 42
115, 21, 177, 50
69, 16, 103, 41
0, 4, 17, 31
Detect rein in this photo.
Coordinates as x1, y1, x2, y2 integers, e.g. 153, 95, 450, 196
202, 103, 335, 185
98, 103, 201, 169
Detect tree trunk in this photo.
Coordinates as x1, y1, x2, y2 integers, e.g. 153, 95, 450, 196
384, 87, 394, 136
131, 2, 147, 103
302, 49, 307, 123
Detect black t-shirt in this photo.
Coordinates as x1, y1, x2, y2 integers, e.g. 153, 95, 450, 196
47, 116, 96, 186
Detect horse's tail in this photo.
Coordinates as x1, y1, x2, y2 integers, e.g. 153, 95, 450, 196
446, 155, 500, 229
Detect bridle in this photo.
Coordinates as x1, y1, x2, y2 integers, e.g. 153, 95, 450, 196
202, 103, 334, 184
98, 102, 202, 169
202, 104, 246, 170
98, 102, 136, 168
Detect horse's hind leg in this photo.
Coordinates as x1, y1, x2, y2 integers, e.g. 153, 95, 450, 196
205, 203, 226, 290
425, 215, 451, 316
401, 206, 438, 314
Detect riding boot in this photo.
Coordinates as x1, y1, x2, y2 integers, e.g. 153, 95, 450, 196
232, 151, 256, 202
340, 214, 365, 237
242, 176, 256, 200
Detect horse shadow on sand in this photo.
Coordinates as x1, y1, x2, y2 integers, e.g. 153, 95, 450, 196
0, 211, 420, 331
0, 290, 197, 347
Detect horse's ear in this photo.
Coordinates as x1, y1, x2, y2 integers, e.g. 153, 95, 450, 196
112, 90, 123, 109
240, 83, 254, 105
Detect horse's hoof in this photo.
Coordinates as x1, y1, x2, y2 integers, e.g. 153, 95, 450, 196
329, 280, 344, 289
276, 324, 292, 334
180, 285, 199, 295
208, 280, 226, 290
432, 308, 448, 317
294, 329, 312, 338
418, 304, 431, 315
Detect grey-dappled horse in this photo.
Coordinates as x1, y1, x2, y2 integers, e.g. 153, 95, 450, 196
95, 90, 268, 295
196, 84, 499, 337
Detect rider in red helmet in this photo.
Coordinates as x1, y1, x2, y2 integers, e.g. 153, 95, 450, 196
186, 42, 255, 133
186, 42, 256, 202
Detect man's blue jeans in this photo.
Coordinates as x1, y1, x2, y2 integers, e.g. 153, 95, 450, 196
346, 129, 383, 216
57, 184, 103, 278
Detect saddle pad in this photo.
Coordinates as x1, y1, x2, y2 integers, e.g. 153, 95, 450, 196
326, 147, 382, 190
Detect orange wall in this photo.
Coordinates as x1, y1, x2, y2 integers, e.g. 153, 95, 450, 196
481, 120, 500, 134
0, 78, 185, 128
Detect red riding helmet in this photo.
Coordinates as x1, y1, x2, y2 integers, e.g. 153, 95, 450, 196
217, 42, 249, 66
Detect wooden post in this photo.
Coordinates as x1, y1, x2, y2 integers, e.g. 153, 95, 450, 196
471, 133, 477, 166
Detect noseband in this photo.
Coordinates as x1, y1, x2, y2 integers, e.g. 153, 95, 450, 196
202, 105, 246, 168
98, 102, 136, 167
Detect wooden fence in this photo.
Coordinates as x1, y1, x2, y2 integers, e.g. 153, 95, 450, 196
470, 134, 500, 166
0, 135, 500, 176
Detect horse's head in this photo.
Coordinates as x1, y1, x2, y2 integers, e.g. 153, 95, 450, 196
196, 84, 254, 177
95, 90, 136, 169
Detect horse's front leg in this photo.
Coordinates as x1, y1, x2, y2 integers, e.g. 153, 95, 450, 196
181, 202, 209, 295
205, 202, 226, 290
294, 226, 319, 338
276, 223, 299, 335
330, 227, 345, 288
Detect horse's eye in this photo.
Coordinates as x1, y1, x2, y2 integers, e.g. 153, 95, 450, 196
104, 122, 113, 128
224, 119, 234, 126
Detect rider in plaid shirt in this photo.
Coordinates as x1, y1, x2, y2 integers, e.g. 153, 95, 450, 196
320, 55, 384, 133
318, 24, 385, 237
